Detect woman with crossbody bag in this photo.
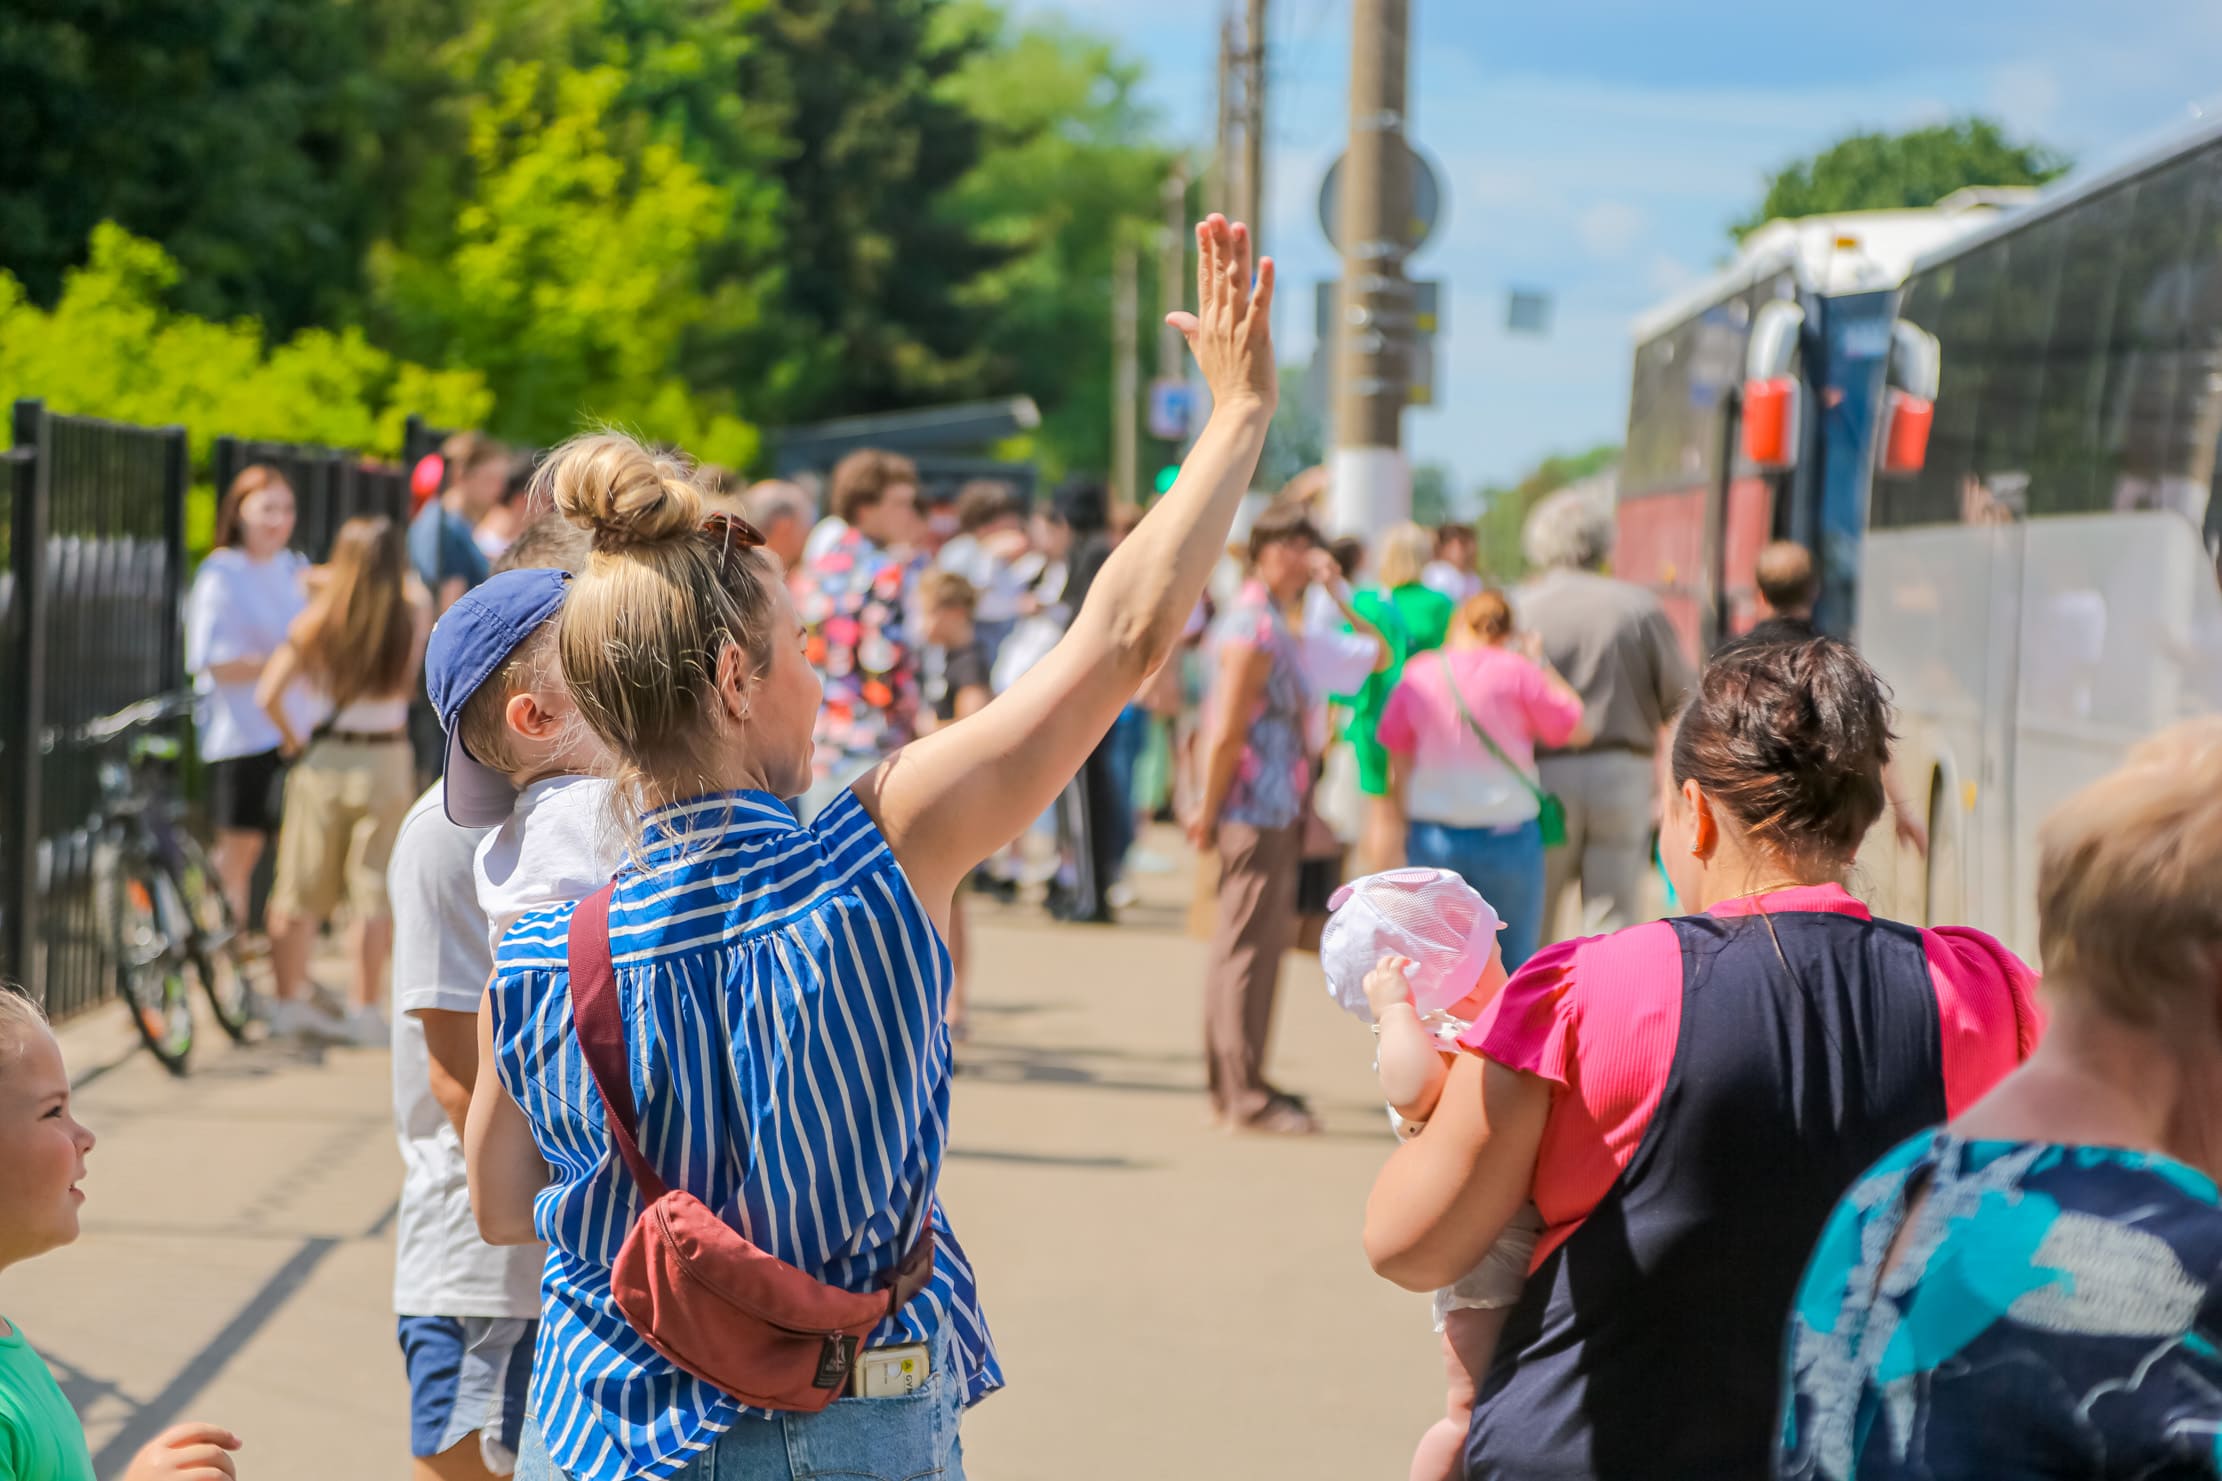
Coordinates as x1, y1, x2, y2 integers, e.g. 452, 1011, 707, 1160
1374, 591, 1588, 969
466, 216, 1281, 1481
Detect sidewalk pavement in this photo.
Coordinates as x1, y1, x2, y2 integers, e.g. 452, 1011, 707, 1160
33, 835, 1440, 1479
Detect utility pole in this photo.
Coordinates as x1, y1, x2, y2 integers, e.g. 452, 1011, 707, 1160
1215, 13, 1238, 216
1112, 240, 1139, 507
1241, 0, 1267, 235
1330, 0, 1412, 538
1159, 161, 1190, 382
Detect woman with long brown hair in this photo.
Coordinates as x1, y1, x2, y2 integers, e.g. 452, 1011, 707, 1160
184, 464, 310, 925
256, 516, 432, 1043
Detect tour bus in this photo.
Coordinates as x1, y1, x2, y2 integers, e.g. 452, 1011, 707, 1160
1620, 119, 2222, 959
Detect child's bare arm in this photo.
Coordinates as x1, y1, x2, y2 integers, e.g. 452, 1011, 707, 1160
1377, 1002, 1452, 1120
1365, 955, 1452, 1121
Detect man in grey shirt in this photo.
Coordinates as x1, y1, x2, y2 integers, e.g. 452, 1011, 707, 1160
1515, 489, 1694, 939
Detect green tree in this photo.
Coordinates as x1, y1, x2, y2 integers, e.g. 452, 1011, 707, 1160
368, 61, 760, 465
937, 6, 1170, 474
1733, 119, 2069, 240
1411, 463, 1454, 527
737, 0, 1008, 423
1472, 442, 1620, 581
0, 1, 404, 334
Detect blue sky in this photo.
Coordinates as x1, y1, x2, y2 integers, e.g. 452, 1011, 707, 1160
1016, 0, 2222, 495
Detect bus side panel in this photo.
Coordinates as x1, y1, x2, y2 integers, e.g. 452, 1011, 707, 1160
2010, 510, 2222, 955
1857, 524, 2022, 949
1616, 489, 1706, 662
1720, 475, 1776, 638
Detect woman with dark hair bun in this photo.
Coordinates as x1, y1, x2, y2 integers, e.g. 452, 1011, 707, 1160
1365, 635, 2042, 1481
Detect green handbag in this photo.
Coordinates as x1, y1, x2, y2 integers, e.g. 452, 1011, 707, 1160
1437, 654, 1569, 849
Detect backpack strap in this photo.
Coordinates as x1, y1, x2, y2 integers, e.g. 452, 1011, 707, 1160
567, 883, 669, 1203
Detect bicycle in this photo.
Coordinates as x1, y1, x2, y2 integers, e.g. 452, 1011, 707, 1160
66, 693, 265, 1072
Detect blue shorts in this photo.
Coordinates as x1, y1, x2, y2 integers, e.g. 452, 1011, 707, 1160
398, 1315, 537, 1472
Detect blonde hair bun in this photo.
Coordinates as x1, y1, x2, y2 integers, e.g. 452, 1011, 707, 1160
543, 432, 704, 552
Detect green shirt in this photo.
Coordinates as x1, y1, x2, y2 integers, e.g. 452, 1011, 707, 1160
1335, 583, 1456, 796
0, 1322, 95, 1481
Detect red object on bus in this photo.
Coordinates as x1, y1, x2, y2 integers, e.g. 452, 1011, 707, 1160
1881, 390, 1934, 476
1741, 377, 1798, 468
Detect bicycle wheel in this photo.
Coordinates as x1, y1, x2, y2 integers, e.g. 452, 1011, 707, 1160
168, 831, 263, 1043
102, 855, 196, 1075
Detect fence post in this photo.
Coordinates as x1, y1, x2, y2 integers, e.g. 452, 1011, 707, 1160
3, 402, 51, 999
159, 427, 188, 681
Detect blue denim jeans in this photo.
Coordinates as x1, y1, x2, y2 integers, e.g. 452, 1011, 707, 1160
514, 1357, 965, 1481
1405, 817, 1546, 971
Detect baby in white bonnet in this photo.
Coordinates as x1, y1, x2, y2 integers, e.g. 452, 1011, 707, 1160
1322, 868, 1544, 1481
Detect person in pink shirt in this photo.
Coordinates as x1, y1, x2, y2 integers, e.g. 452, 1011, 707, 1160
1376, 591, 1587, 968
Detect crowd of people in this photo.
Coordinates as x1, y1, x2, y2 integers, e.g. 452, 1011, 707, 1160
11, 212, 2222, 1481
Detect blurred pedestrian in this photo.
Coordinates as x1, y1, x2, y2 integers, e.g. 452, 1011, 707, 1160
1742, 538, 1819, 645
1779, 719, 2222, 1481
0, 991, 245, 1481
917, 569, 993, 1035
472, 454, 540, 563
1366, 636, 2039, 1481
412, 432, 510, 615
936, 480, 1033, 661
1376, 522, 1457, 654
1376, 591, 1588, 970
185, 463, 312, 926
790, 449, 927, 818
1422, 522, 1482, 604
256, 515, 433, 1043
1192, 502, 1328, 1134
1516, 488, 1693, 938
738, 479, 814, 572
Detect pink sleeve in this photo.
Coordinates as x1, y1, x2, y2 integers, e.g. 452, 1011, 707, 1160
1924, 926, 2045, 1115
1462, 923, 1687, 1268
1522, 657, 1585, 747
1376, 674, 1420, 756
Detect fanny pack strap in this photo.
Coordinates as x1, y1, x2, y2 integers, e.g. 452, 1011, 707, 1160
567, 883, 671, 1203
1437, 653, 1550, 807
565, 882, 935, 1320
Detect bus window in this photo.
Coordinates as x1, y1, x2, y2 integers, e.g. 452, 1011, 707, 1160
2097, 161, 2203, 513
1979, 215, 2063, 489
2026, 196, 2129, 516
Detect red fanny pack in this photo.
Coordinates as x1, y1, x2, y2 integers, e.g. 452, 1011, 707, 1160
566, 883, 936, 1411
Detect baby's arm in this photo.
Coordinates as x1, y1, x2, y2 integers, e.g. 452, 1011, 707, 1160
1366, 955, 1452, 1122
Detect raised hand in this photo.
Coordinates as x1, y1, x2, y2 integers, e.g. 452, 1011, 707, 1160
124, 1422, 242, 1481
1164, 214, 1277, 416
1364, 954, 1417, 1018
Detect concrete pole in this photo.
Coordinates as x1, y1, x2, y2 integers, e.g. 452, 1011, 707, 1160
1242, 0, 1267, 237
1159, 161, 1189, 382
1113, 241, 1139, 507
1330, 0, 1412, 539
1215, 13, 1238, 217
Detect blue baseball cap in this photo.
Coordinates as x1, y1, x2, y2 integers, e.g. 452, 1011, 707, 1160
424, 568, 573, 827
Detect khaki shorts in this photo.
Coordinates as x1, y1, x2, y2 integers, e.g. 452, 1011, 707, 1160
269, 735, 416, 924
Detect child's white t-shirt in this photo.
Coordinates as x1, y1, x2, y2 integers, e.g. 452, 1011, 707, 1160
475, 774, 627, 952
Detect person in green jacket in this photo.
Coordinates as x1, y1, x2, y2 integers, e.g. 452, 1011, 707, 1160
1332, 523, 1455, 870
0, 992, 243, 1481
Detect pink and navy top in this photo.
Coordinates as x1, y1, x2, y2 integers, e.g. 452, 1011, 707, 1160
1456, 884, 2040, 1480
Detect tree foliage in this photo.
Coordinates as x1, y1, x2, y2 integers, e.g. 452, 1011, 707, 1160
1733, 119, 2069, 240
0, 224, 489, 462
2, 0, 1181, 480
1472, 442, 1621, 582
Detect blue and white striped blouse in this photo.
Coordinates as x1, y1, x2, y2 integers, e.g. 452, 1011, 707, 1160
489, 787, 1002, 1481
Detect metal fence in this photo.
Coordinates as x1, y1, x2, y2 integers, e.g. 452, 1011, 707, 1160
210, 437, 410, 563
1, 400, 189, 1019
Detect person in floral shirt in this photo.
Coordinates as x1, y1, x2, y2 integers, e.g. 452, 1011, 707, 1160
791, 448, 927, 818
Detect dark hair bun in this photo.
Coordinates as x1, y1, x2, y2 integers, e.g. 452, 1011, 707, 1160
1672, 636, 1893, 861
